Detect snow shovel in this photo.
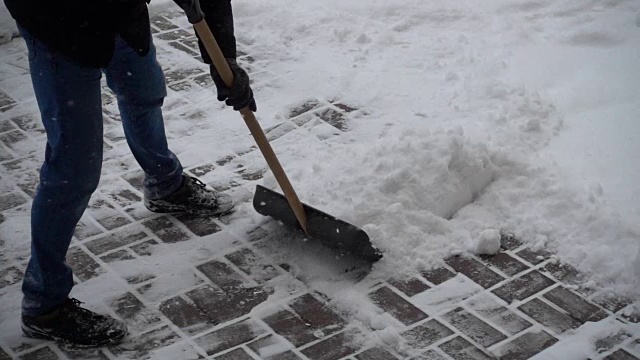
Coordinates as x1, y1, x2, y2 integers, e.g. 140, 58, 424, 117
173, 0, 383, 263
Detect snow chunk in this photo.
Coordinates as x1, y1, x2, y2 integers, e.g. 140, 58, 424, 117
475, 229, 501, 255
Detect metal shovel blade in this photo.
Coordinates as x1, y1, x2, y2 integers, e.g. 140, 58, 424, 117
253, 185, 383, 263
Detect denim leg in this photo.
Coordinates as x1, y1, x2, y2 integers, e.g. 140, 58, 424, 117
104, 36, 183, 200
19, 28, 104, 316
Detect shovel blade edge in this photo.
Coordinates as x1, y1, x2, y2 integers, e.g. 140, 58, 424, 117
252, 185, 383, 262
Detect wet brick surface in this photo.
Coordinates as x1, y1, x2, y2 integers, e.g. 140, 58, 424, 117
1, 10, 638, 360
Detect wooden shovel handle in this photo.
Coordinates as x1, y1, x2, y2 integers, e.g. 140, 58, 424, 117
193, 21, 308, 233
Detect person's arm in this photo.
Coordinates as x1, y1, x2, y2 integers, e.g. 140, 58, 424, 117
196, 0, 236, 62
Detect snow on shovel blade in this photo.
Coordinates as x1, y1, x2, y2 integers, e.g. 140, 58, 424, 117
253, 185, 383, 263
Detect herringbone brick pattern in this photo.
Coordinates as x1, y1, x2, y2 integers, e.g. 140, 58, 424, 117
0, 10, 638, 360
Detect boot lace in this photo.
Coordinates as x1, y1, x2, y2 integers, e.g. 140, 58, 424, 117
188, 176, 218, 205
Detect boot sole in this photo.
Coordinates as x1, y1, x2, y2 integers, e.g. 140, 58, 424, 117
22, 324, 127, 348
145, 203, 235, 217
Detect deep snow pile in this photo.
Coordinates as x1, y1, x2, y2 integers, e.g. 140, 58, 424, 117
226, 0, 640, 295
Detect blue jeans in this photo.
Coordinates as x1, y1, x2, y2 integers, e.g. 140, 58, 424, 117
20, 27, 184, 316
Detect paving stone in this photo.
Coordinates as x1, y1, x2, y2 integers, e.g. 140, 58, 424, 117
11, 114, 44, 136
19, 347, 59, 360
0, 92, 16, 112
150, 16, 179, 31
402, 319, 454, 349
193, 73, 214, 88
333, 102, 358, 113
86, 198, 131, 230
187, 284, 269, 325
495, 330, 558, 360
238, 167, 267, 181
59, 345, 110, 359
263, 308, 321, 347
14, 170, 39, 198
179, 37, 200, 52
2, 154, 40, 175
595, 330, 633, 354
110, 325, 181, 358
157, 29, 193, 42
0, 119, 15, 133
85, 229, 147, 255
388, 277, 431, 297
370, 286, 428, 325
604, 349, 640, 360
316, 108, 348, 131
214, 348, 254, 360
174, 213, 222, 237
66, 246, 103, 281
226, 248, 280, 283
439, 336, 494, 360
288, 100, 321, 118
412, 350, 447, 359
0, 130, 30, 152
108, 188, 142, 208
197, 260, 246, 292
500, 233, 522, 250
445, 256, 504, 289
160, 295, 213, 335
126, 273, 155, 285
73, 219, 103, 240
265, 122, 297, 141
518, 298, 582, 334
442, 307, 507, 347
169, 41, 198, 58
543, 261, 585, 285
131, 239, 159, 256
492, 271, 555, 304
421, 267, 457, 285
169, 81, 193, 92
100, 249, 135, 263
515, 247, 551, 265
355, 348, 398, 360
467, 295, 532, 335
266, 351, 302, 360
189, 163, 216, 177
592, 293, 632, 313
217, 155, 236, 166
143, 216, 190, 243
290, 293, 345, 332
0, 143, 13, 161
122, 171, 145, 191
478, 253, 529, 277
543, 287, 607, 323
262, 294, 345, 346
110, 292, 161, 331
247, 226, 270, 242
247, 335, 298, 359
620, 306, 640, 323
0, 192, 27, 211
0, 265, 23, 288
194, 319, 266, 356
301, 330, 361, 360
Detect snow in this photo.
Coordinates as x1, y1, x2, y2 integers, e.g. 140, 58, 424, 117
0, 0, 639, 356
475, 229, 501, 255
529, 319, 640, 360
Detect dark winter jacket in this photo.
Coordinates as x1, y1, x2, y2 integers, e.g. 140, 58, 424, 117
3, 0, 237, 68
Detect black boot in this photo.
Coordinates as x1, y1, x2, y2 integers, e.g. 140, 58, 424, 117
22, 298, 127, 347
144, 175, 234, 215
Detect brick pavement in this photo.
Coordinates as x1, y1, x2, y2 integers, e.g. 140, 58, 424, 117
0, 9, 639, 360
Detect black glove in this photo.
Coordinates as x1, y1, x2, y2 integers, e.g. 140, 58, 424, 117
210, 59, 257, 112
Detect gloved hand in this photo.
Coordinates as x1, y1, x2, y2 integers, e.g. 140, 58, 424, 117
210, 59, 257, 112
